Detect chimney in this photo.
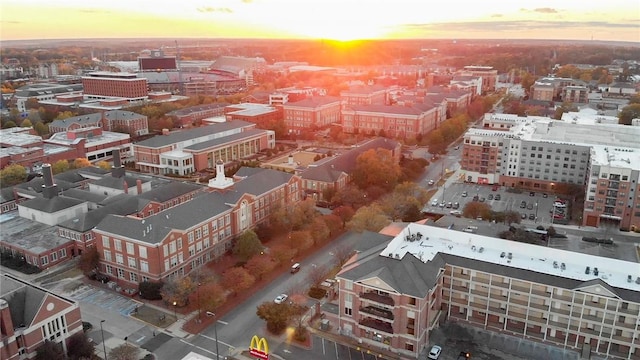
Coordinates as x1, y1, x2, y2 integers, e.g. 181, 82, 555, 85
111, 149, 125, 178
123, 180, 129, 194
162, 128, 170, 135
41, 163, 58, 199
136, 179, 142, 194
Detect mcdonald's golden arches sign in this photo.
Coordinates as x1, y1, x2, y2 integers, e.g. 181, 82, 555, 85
249, 335, 269, 360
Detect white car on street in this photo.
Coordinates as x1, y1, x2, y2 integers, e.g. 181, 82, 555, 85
431, 199, 438, 206
428, 345, 442, 359
274, 294, 288, 304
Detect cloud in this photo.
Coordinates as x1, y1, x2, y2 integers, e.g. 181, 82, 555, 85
398, 20, 640, 34
197, 7, 233, 13
532, 8, 558, 14
490, 14, 503, 18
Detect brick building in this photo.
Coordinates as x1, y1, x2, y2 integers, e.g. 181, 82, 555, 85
282, 96, 342, 134
334, 223, 640, 360
82, 71, 148, 101
0, 274, 83, 359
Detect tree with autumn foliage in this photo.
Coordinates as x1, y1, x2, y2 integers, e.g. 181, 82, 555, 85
96, 160, 111, 170
72, 158, 91, 169
321, 213, 342, 236
288, 230, 314, 251
308, 217, 330, 245
161, 277, 196, 307
347, 204, 391, 233
352, 148, 401, 193
51, 159, 70, 174
244, 254, 276, 280
332, 205, 355, 227
198, 282, 226, 315
221, 267, 255, 296
78, 246, 100, 274
269, 244, 298, 266
462, 202, 492, 220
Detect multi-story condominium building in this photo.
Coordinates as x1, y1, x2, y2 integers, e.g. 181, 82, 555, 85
335, 223, 640, 360
457, 66, 498, 94
82, 71, 148, 101
48, 110, 149, 137
92, 167, 302, 287
342, 103, 441, 139
132, 120, 274, 175
530, 77, 575, 102
583, 147, 640, 229
0, 274, 84, 359
282, 96, 342, 133
340, 85, 388, 107
563, 85, 589, 104
299, 138, 401, 202
461, 111, 640, 230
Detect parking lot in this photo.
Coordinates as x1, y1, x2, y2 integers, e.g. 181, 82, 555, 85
426, 183, 568, 225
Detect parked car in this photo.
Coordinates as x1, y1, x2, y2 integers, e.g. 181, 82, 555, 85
274, 294, 288, 304
428, 345, 442, 359
529, 213, 535, 220
520, 201, 527, 208
461, 191, 468, 197
527, 203, 534, 210
487, 194, 493, 200
521, 213, 527, 219
542, 193, 548, 198
446, 202, 453, 208
439, 202, 446, 208
479, 197, 485, 202
494, 194, 501, 200
452, 202, 460, 209
428, 179, 435, 186
529, 191, 535, 196
431, 199, 439, 206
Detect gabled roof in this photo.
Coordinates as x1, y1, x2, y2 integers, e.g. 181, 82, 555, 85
90, 175, 143, 190
58, 195, 143, 232
222, 168, 294, 203
19, 196, 85, 213
283, 96, 341, 108
300, 138, 399, 181
137, 182, 204, 203
15, 176, 79, 196
94, 192, 232, 244
185, 129, 268, 151
1, 187, 16, 203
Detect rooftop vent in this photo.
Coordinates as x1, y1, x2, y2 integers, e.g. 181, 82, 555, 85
394, 253, 400, 259
561, 263, 566, 270
507, 252, 513, 260
478, 247, 484, 253
628, 275, 633, 283
553, 261, 558, 269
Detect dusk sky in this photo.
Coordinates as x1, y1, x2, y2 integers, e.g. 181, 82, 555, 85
2, 0, 639, 42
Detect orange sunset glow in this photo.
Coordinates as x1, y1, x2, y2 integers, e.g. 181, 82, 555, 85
1, 0, 639, 42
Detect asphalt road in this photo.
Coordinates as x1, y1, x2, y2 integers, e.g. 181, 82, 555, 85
155, 231, 365, 360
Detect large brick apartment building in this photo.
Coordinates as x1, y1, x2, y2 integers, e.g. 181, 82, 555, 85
335, 223, 640, 360
460, 111, 640, 230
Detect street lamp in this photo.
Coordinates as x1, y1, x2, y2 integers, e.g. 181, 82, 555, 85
535, 202, 539, 223
206, 312, 221, 360
100, 320, 108, 360
172, 301, 177, 320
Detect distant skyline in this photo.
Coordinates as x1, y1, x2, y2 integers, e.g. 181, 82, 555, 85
1, 0, 639, 43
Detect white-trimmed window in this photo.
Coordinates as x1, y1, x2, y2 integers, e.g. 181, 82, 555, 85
102, 236, 110, 248
105, 265, 113, 274
130, 272, 138, 283
195, 228, 202, 239
126, 242, 134, 255
116, 253, 124, 265
139, 246, 147, 259
59, 248, 67, 258
140, 261, 149, 273
117, 268, 125, 278
41, 256, 49, 265
114, 239, 122, 252
204, 238, 210, 249
202, 225, 209, 236
196, 242, 202, 253
169, 241, 176, 253
50, 252, 58, 262
104, 250, 112, 262
188, 232, 194, 244
128, 257, 137, 268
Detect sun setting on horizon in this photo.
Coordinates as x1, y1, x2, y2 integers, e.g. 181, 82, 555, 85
1, 0, 639, 42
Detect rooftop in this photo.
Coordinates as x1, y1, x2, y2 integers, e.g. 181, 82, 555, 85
0, 212, 72, 254
382, 223, 640, 294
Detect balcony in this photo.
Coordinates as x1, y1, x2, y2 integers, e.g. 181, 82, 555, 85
360, 306, 394, 321
360, 292, 394, 306
359, 317, 394, 334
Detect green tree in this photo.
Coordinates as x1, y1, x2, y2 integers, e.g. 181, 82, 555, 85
352, 148, 401, 192
34, 121, 49, 136
109, 344, 140, 360
51, 159, 70, 174
233, 230, 264, 262
0, 163, 27, 188
221, 267, 255, 296
347, 204, 391, 233
619, 104, 640, 125
20, 118, 33, 128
